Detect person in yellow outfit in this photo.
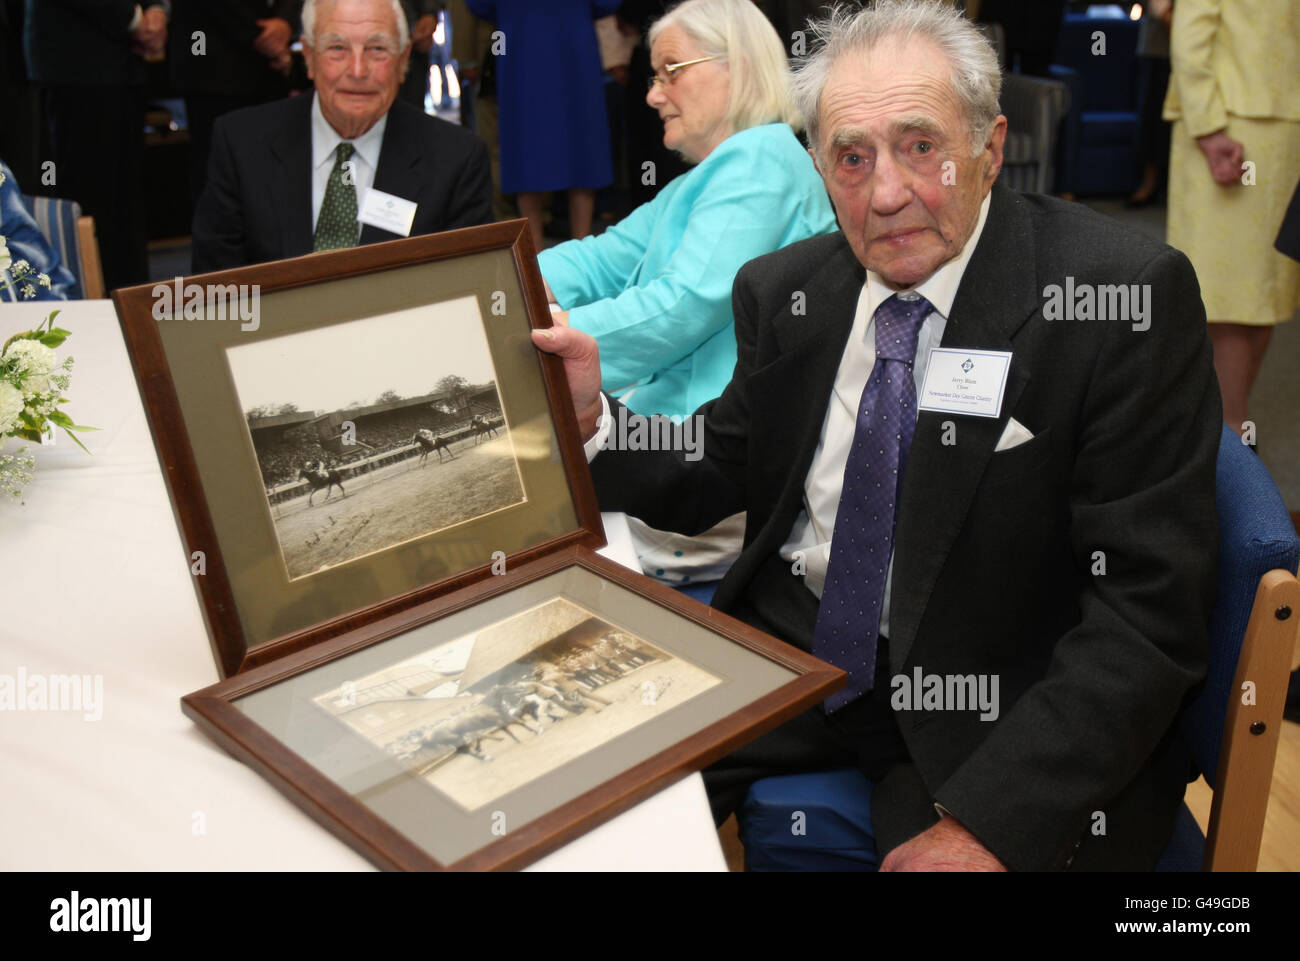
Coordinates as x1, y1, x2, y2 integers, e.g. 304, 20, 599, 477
1164, 0, 1300, 440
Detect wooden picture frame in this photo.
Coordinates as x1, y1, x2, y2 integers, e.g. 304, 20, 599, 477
114, 222, 602, 677
182, 546, 843, 871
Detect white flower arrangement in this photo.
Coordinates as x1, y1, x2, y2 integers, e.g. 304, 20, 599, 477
1, 311, 94, 500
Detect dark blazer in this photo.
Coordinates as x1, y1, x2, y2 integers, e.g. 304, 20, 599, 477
169, 0, 299, 98
24, 0, 168, 87
592, 181, 1222, 871
192, 94, 493, 273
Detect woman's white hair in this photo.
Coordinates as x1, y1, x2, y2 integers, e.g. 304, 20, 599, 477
791, 0, 1001, 159
649, 0, 802, 135
302, 0, 411, 51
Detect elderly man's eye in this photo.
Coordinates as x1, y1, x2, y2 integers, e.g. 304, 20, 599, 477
914, 141, 935, 154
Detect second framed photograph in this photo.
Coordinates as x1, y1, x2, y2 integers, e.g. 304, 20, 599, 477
183, 547, 843, 871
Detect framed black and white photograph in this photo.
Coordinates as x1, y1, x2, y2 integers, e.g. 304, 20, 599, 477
183, 548, 844, 871
114, 222, 602, 677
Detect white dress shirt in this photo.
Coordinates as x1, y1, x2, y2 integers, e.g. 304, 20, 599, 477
310, 93, 388, 237
779, 191, 992, 637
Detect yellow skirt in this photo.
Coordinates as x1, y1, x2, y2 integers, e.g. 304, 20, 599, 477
1166, 114, 1300, 325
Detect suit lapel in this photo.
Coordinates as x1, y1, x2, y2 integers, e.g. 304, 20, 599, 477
887, 183, 1042, 669
747, 241, 865, 548
359, 105, 422, 246
269, 95, 315, 259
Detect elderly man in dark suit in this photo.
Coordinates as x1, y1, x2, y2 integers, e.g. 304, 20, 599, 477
192, 0, 491, 273
535, 1, 1220, 872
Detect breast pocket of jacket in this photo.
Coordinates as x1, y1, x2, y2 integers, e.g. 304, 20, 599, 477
980, 426, 1057, 488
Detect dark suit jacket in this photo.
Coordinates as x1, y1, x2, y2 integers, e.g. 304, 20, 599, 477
168, 0, 299, 98
23, 0, 167, 87
592, 182, 1222, 871
192, 94, 493, 273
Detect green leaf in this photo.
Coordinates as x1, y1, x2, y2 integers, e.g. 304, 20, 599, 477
39, 331, 69, 349
48, 411, 96, 432
12, 427, 41, 442
61, 426, 91, 454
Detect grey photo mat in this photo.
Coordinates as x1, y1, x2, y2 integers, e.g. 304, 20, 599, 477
235, 563, 797, 865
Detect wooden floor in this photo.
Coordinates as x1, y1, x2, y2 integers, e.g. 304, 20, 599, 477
718, 716, 1300, 872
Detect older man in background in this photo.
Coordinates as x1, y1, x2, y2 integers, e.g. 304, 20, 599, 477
192, 0, 491, 273
537, 0, 1220, 871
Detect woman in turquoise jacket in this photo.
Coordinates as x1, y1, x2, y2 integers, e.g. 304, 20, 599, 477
538, 0, 837, 423
538, 0, 837, 585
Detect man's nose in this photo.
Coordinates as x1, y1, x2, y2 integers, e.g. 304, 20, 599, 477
870, 149, 913, 215
348, 48, 368, 78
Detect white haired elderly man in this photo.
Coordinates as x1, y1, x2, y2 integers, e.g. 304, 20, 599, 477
192, 0, 492, 273
536, 0, 1220, 871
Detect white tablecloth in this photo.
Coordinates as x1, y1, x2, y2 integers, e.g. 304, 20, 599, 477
0, 300, 725, 872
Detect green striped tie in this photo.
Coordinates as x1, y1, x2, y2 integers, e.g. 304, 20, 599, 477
314, 142, 358, 252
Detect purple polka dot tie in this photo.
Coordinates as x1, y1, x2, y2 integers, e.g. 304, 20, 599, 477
814, 293, 933, 712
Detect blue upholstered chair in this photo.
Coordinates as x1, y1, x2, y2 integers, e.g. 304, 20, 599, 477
737, 425, 1300, 871
21, 193, 103, 299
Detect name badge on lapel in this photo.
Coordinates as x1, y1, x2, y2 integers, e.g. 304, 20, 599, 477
358, 188, 417, 237
917, 347, 1012, 418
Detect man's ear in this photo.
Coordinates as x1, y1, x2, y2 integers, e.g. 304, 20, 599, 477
808, 146, 822, 176
399, 43, 412, 82
984, 114, 1008, 184
303, 42, 316, 81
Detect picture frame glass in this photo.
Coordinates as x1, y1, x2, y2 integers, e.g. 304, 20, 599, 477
235, 563, 797, 866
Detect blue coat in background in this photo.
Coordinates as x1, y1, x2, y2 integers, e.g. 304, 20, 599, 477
0, 161, 75, 302
465, 0, 618, 193
539, 123, 839, 420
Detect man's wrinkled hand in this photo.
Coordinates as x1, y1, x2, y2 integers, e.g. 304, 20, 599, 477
879, 815, 1007, 872
530, 324, 603, 441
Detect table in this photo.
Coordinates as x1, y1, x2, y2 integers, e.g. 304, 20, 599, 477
0, 300, 725, 872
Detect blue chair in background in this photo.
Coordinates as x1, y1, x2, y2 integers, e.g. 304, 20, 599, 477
737, 425, 1300, 871
20, 193, 104, 299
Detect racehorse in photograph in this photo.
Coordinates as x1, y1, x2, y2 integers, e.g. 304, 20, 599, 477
298, 462, 345, 506
470, 415, 499, 445
413, 428, 454, 466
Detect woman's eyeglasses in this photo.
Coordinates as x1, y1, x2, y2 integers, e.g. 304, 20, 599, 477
647, 56, 721, 90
